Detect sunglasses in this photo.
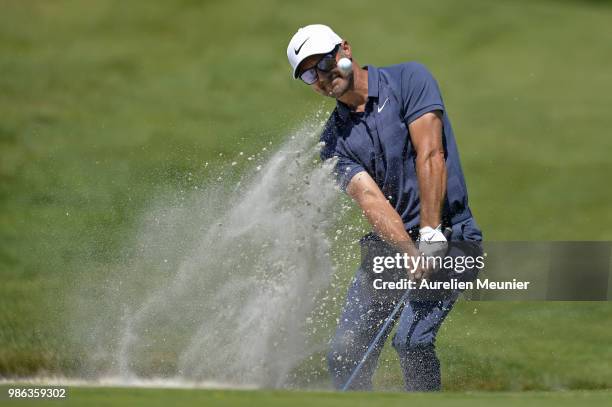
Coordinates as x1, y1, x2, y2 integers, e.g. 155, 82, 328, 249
299, 45, 340, 85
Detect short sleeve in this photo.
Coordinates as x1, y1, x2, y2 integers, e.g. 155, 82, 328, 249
401, 63, 445, 124
319, 112, 365, 192
334, 154, 365, 192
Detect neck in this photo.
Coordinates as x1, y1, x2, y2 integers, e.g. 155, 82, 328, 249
338, 65, 368, 112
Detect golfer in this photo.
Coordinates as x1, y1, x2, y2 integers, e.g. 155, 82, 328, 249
286, 24, 482, 391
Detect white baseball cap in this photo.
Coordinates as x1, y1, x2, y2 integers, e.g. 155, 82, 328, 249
287, 24, 342, 79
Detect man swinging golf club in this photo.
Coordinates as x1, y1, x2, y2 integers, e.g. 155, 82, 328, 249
286, 24, 483, 391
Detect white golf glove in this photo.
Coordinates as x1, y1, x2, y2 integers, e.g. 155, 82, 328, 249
418, 224, 448, 257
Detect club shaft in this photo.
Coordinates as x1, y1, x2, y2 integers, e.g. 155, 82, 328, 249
341, 289, 411, 391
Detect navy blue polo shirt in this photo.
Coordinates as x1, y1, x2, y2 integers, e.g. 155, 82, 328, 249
320, 62, 474, 230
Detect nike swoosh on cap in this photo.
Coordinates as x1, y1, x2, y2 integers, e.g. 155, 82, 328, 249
294, 38, 309, 55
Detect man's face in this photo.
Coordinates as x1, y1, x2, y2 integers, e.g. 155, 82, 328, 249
298, 44, 352, 99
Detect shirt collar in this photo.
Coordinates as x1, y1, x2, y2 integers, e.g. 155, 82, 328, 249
335, 64, 379, 122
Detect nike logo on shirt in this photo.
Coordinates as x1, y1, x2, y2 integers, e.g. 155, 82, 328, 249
377, 97, 389, 113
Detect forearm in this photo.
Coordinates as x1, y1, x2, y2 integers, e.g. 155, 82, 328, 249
409, 111, 447, 229
348, 173, 419, 255
416, 151, 446, 228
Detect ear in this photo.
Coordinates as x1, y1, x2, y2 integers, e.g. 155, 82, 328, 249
339, 40, 352, 59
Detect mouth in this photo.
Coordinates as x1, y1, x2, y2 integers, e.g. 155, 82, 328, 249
322, 73, 343, 96
328, 74, 342, 88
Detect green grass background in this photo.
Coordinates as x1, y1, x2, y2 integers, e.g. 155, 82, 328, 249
1, 0, 612, 395
1, 386, 611, 407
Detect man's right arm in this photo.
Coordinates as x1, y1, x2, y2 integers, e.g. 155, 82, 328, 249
346, 171, 420, 258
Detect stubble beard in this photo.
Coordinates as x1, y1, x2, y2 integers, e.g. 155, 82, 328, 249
326, 71, 353, 99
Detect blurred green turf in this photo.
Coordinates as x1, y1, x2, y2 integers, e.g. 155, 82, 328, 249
1, 0, 612, 391
1, 386, 611, 407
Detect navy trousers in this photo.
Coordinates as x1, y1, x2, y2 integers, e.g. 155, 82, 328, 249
327, 217, 482, 391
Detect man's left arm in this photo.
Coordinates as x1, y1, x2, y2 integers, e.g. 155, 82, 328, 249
409, 111, 446, 230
